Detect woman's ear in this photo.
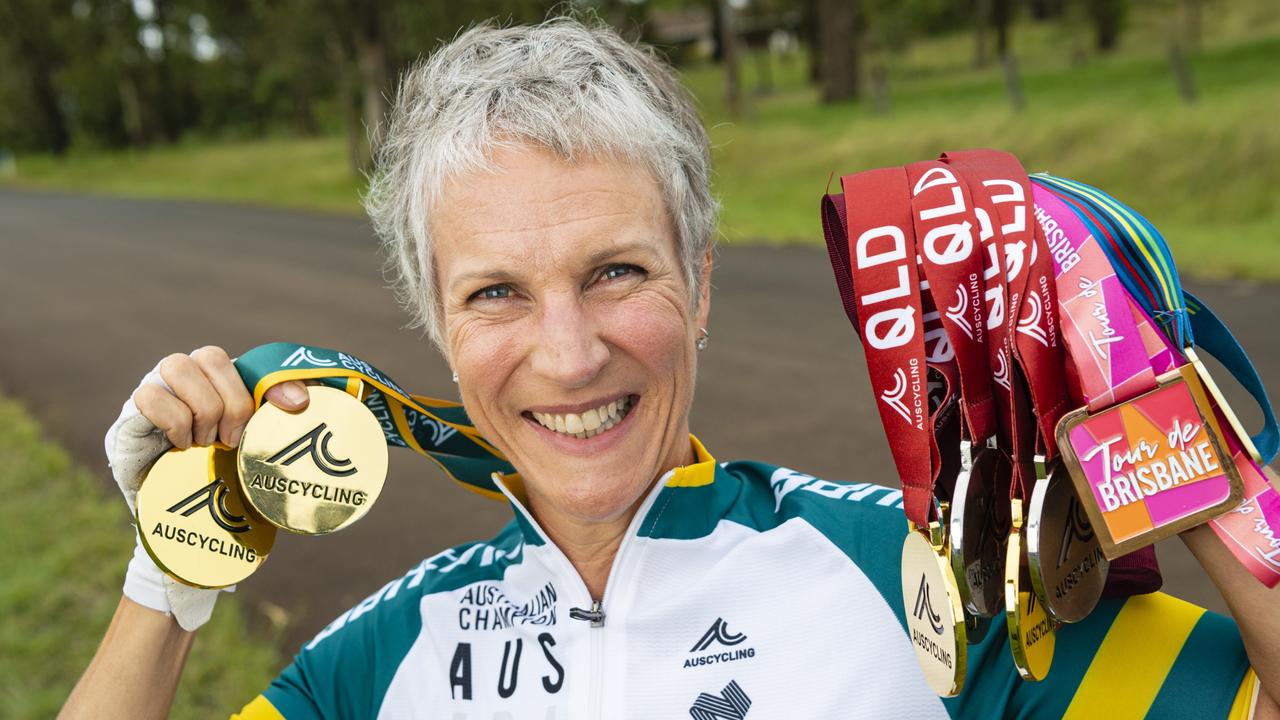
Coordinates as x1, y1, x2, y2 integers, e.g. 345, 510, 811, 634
695, 246, 714, 330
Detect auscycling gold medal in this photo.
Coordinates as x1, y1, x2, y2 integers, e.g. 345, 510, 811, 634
949, 439, 1011, 621
901, 517, 967, 697
238, 385, 388, 535
1027, 460, 1108, 623
1005, 490, 1056, 681
135, 445, 276, 588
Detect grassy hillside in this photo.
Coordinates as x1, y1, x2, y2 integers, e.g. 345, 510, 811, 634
0, 396, 282, 719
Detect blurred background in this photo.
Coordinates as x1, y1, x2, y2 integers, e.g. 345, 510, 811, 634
1, 0, 1277, 717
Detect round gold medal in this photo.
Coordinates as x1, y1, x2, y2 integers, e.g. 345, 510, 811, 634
237, 385, 388, 535
135, 445, 276, 588
1027, 462, 1108, 624
1005, 497, 1056, 681
901, 525, 967, 697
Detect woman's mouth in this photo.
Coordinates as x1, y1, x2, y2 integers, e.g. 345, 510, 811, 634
524, 394, 638, 440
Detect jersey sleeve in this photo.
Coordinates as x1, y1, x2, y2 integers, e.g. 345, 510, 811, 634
230, 563, 430, 719
747, 462, 1256, 719
949, 592, 1254, 719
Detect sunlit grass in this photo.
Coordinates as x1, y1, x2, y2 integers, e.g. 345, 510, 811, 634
0, 396, 283, 719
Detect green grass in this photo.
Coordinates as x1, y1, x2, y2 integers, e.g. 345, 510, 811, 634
0, 396, 283, 719
5, 3, 1280, 278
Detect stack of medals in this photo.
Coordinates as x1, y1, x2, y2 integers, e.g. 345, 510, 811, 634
822, 150, 1280, 695
134, 343, 513, 588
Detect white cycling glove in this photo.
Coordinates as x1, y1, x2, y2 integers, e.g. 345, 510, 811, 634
105, 358, 231, 631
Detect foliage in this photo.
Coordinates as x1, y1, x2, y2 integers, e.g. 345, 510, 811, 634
0, 396, 283, 719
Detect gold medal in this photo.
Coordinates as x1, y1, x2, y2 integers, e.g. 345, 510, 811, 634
237, 385, 388, 535
1005, 493, 1056, 681
901, 520, 967, 696
1027, 459, 1108, 623
949, 439, 1011, 619
135, 445, 276, 588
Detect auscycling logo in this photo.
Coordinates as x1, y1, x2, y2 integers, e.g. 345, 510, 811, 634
167, 478, 250, 533
913, 575, 944, 634
684, 618, 755, 669
267, 423, 357, 477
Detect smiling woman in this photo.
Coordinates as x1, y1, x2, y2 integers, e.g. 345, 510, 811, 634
62, 16, 1280, 720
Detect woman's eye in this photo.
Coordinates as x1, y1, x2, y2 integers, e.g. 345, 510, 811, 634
470, 285, 512, 302
600, 264, 644, 282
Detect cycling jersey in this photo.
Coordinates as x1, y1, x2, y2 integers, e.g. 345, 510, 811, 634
233, 437, 1259, 719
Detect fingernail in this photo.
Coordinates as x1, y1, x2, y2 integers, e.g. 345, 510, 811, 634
283, 384, 308, 406
227, 426, 243, 448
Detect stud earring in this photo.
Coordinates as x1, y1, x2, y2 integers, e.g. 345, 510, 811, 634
695, 327, 710, 352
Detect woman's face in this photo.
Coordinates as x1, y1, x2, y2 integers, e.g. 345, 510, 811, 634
433, 145, 711, 529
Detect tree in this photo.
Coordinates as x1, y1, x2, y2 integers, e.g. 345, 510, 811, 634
0, 0, 72, 153
817, 0, 860, 103
1086, 0, 1127, 51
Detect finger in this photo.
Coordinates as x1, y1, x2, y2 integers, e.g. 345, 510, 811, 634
190, 346, 254, 448
264, 381, 310, 412
133, 383, 194, 449
158, 353, 224, 447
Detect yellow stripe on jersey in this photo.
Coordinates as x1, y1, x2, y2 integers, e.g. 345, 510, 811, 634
230, 694, 284, 720
1063, 594, 1204, 720
1228, 668, 1260, 720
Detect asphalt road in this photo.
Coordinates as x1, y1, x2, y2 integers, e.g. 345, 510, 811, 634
2, 188, 1276, 652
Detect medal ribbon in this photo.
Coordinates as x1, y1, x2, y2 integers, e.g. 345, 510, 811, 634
840, 168, 937, 527
1031, 181, 1280, 586
941, 150, 1072, 504
234, 343, 514, 500
907, 161, 996, 445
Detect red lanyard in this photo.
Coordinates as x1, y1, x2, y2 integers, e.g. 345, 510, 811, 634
840, 167, 937, 527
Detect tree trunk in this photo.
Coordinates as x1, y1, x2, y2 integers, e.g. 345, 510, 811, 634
992, 0, 1014, 59
1088, 0, 1126, 52
1002, 53, 1025, 112
353, 5, 390, 166
328, 32, 363, 176
974, 0, 991, 68
150, 0, 181, 142
718, 0, 742, 118
817, 0, 859, 103
1167, 42, 1197, 104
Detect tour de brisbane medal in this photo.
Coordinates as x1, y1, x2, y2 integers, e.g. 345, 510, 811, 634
902, 518, 968, 696
1027, 460, 1107, 623
135, 445, 276, 588
238, 385, 389, 535
1005, 482, 1056, 681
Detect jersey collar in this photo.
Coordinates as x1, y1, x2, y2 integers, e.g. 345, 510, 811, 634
489, 434, 719, 546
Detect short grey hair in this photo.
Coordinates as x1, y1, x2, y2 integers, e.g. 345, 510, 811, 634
364, 17, 719, 349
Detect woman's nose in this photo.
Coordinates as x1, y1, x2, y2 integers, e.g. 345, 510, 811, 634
529, 294, 610, 389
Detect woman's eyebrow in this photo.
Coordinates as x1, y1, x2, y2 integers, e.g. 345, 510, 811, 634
448, 268, 516, 295
580, 239, 661, 267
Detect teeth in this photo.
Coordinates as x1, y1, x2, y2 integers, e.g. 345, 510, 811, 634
530, 396, 633, 439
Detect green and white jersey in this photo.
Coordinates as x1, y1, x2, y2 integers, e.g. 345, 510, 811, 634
234, 439, 1259, 719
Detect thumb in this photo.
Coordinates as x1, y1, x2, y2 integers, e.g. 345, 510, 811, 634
264, 381, 310, 411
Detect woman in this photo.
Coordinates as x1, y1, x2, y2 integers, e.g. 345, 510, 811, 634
63, 18, 1279, 719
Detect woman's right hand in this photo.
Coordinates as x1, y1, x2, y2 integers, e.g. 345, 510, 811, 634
105, 346, 309, 632
133, 346, 309, 451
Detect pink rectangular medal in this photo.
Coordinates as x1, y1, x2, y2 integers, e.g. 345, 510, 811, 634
1055, 364, 1245, 559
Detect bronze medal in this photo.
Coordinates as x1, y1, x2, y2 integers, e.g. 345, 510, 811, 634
1005, 494, 1056, 681
1027, 460, 1108, 623
238, 385, 388, 535
901, 522, 967, 696
949, 439, 1012, 619
135, 445, 276, 588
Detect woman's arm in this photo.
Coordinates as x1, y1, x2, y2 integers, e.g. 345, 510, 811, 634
1182, 524, 1280, 718
61, 597, 195, 720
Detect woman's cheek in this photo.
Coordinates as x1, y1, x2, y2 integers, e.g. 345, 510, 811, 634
601, 292, 692, 371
